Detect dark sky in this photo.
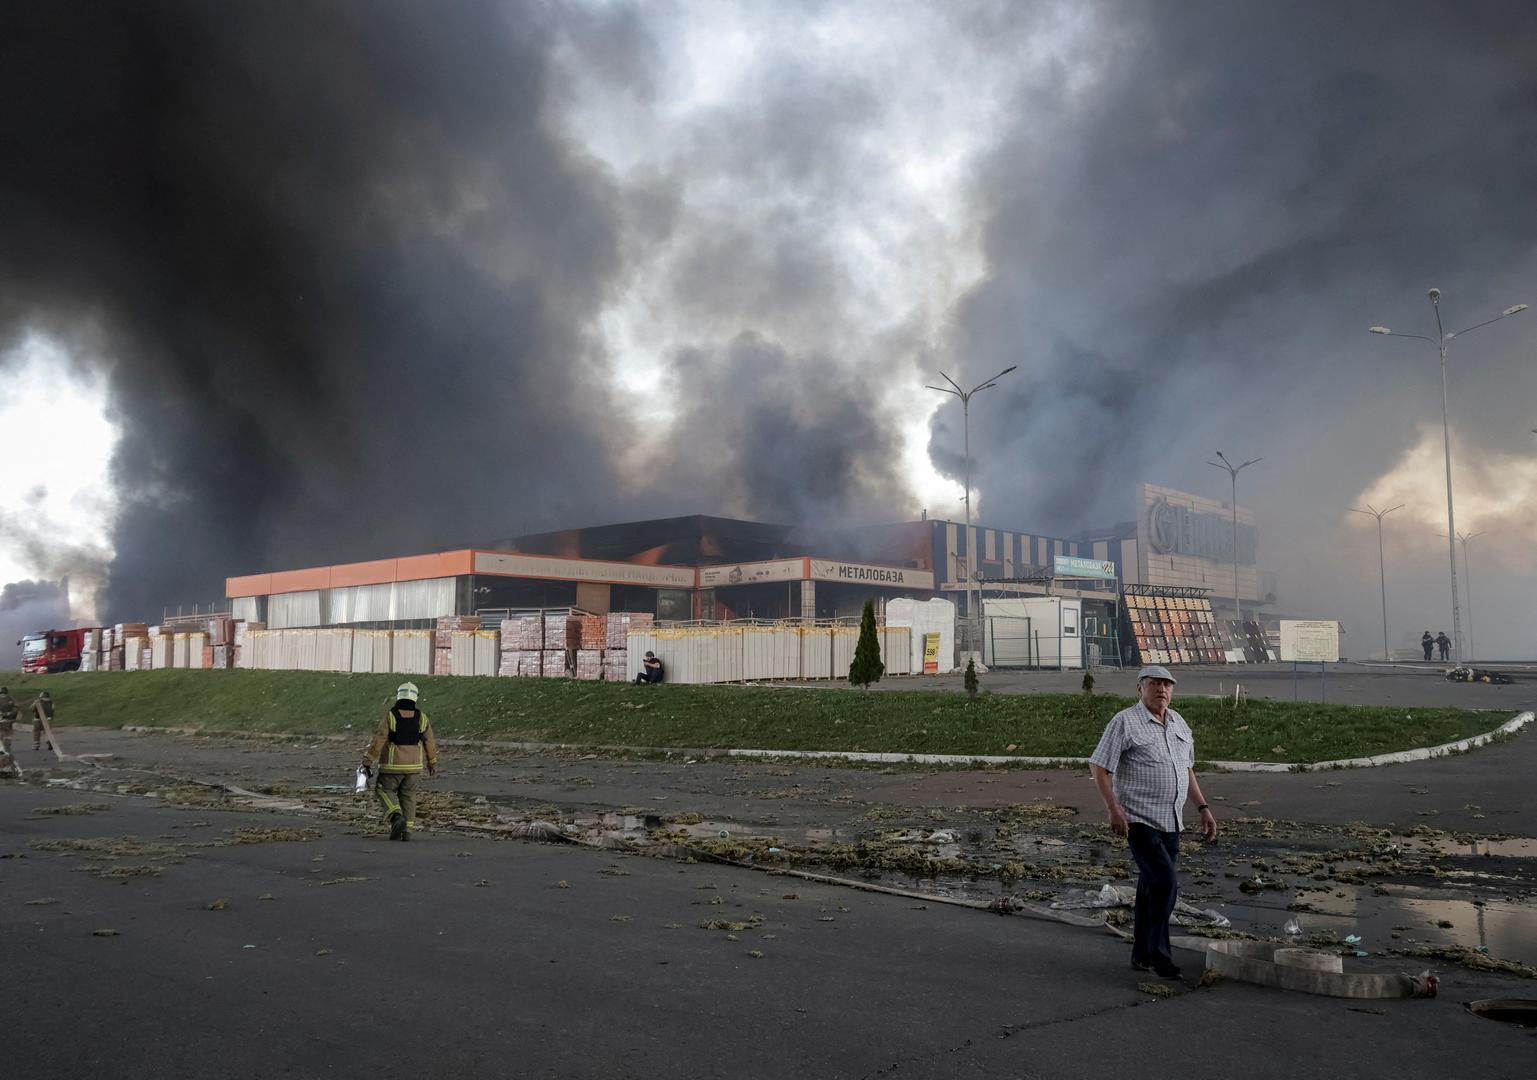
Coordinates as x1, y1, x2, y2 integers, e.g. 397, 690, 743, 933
1, 1, 1534, 652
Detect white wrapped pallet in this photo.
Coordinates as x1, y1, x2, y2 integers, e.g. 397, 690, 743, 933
831, 625, 860, 677
151, 636, 175, 669
625, 630, 658, 681
799, 626, 832, 679
885, 597, 958, 674
185, 632, 208, 669
318, 629, 353, 672
80, 650, 98, 672
882, 626, 912, 675
450, 631, 477, 676
172, 633, 191, 668
473, 630, 499, 676
743, 625, 779, 680
392, 630, 434, 675
123, 636, 146, 670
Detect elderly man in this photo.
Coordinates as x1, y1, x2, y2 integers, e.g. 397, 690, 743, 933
1089, 665, 1217, 979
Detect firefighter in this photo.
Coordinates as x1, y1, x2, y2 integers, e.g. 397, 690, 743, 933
32, 690, 54, 752
361, 682, 438, 841
0, 686, 18, 771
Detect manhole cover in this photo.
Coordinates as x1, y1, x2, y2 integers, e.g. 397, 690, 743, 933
1467, 998, 1537, 1028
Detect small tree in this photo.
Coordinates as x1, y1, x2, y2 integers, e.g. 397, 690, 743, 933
849, 599, 885, 688
964, 657, 979, 700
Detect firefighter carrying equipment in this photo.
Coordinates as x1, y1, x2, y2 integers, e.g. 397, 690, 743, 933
364, 705, 438, 774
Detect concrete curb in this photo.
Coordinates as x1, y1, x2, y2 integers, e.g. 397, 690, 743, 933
116, 711, 1532, 772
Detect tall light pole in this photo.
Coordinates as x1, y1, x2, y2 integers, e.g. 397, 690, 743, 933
928, 365, 1018, 640
1440, 530, 1485, 661
1369, 289, 1527, 661
1206, 451, 1262, 630
1349, 503, 1404, 660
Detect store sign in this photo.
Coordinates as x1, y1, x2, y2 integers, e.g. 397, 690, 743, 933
698, 559, 803, 588
1146, 497, 1257, 564
474, 551, 695, 588
922, 632, 941, 674
809, 560, 934, 590
1279, 620, 1339, 663
1053, 555, 1117, 580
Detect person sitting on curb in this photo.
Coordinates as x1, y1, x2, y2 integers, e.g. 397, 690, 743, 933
634, 651, 664, 685
361, 682, 439, 841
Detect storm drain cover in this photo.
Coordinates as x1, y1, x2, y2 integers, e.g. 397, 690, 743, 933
1466, 999, 1537, 1028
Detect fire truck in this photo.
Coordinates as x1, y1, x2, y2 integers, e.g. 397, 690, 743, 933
18, 628, 92, 674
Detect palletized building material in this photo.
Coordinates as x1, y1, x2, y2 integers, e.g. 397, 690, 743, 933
100, 627, 115, 651
123, 637, 146, 671
473, 630, 499, 676
185, 633, 208, 669
504, 616, 543, 650
799, 627, 832, 679
574, 649, 602, 681
351, 631, 392, 674
80, 650, 98, 672
625, 631, 657, 681
209, 617, 235, 646
82, 629, 99, 653
171, 633, 190, 668
279, 629, 320, 671
831, 626, 860, 678
151, 636, 175, 669
884, 597, 957, 674
602, 649, 627, 681
391, 630, 434, 675
434, 646, 453, 676
450, 632, 478, 677
579, 615, 607, 650
209, 645, 231, 670
541, 650, 567, 678
606, 612, 653, 649
141, 646, 153, 670
882, 626, 912, 675
116, 622, 148, 641
437, 615, 481, 634
318, 629, 353, 672
544, 614, 578, 651
106, 647, 124, 671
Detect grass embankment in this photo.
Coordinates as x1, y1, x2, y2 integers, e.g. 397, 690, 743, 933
1, 670, 1513, 764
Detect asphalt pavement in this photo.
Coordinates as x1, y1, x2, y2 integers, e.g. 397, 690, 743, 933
4, 785, 1534, 1080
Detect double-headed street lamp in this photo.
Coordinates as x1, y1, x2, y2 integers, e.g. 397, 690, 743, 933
928, 365, 1017, 637
1349, 503, 1404, 660
1205, 451, 1262, 631
1369, 288, 1527, 661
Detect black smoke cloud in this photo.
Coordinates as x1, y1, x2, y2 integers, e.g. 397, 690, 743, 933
934, 1, 1537, 646
0, 1, 659, 619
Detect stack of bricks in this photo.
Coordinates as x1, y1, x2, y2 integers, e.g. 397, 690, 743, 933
435, 616, 480, 676
574, 649, 602, 681
541, 613, 578, 679
498, 616, 543, 676
604, 612, 651, 681
579, 615, 607, 650
602, 651, 628, 682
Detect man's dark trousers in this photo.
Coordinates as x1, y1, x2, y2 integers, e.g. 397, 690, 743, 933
1127, 823, 1180, 968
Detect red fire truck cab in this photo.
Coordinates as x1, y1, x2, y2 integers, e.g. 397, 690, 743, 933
19, 628, 90, 674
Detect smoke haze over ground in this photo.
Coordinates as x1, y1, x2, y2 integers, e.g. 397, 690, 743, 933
0, 2, 1534, 655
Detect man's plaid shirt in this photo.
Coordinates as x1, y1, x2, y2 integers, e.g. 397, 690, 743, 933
1089, 702, 1196, 832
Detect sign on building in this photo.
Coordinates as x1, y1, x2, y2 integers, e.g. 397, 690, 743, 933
1279, 620, 1339, 663
1053, 554, 1117, 580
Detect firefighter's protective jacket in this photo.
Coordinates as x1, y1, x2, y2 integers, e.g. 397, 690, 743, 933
365, 704, 438, 774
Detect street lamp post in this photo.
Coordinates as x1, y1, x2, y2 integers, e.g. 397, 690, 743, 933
1349, 503, 1404, 660
1206, 451, 1262, 633
1369, 289, 1527, 662
1440, 530, 1485, 662
928, 365, 1018, 647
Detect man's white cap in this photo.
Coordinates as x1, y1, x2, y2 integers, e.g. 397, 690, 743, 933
396, 681, 421, 702
1137, 665, 1177, 683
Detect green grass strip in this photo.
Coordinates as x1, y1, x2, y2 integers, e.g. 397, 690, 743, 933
0, 669, 1511, 764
